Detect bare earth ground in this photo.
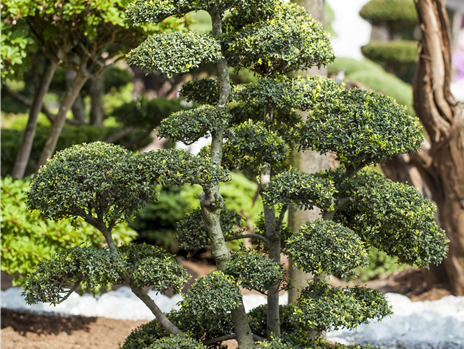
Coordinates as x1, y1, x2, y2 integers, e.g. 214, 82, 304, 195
1, 257, 451, 349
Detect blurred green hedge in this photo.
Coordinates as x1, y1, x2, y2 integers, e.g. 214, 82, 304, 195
360, 0, 418, 32
328, 57, 414, 115
361, 41, 418, 76
1, 176, 138, 286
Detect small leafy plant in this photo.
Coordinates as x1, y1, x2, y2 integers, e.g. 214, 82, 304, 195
24, 0, 448, 348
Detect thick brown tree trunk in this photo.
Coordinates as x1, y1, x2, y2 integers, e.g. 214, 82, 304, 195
288, 0, 329, 304
36, 72, 88, 170
410, 0, 464, 295
12, 59, 57, 179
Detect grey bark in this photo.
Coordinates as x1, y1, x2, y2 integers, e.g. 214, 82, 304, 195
288, 0, 329, 304
36, 72, 88, 170
90, 75, 105, 126
12, 59, 57, 179
200, 9, 255, 349
66, 70, 87, 124
260, 162, 281, 339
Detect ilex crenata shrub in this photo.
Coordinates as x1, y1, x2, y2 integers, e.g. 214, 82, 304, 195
25, 0, 448, 348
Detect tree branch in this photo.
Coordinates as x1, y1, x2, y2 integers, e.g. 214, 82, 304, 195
322, 197, 351, 220
2, 83, 82, 126
225, 234, 270, 246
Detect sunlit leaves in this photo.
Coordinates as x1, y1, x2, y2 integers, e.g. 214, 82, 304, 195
157, 105, 229, 145
285, 220, 369, 278
293, 281, 392, 332
335, 170, 449, 267
179, 271, 242, 317
127, 32, 223, 75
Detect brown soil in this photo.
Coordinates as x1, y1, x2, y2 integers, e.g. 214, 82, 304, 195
1, 308, 148, 349
1, 260, 452, 349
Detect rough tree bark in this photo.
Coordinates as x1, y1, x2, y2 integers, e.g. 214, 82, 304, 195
385, 0, 464, 295
12, 58, 57, 179
288, 0, 329, 304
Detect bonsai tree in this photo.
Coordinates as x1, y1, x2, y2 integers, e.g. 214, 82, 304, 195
24, 1, 448, 349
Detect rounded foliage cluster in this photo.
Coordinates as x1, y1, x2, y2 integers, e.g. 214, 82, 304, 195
127, 32, 223, 75
225, 3, 335, 75
119, 244, 188, 293
23, 246, 125, 305
148, 336, 204, 349
122, 308, 233, 349
285, 219, 369, 278
359, 0, 418, 32
235, 76, 304, 110
133, 148, 231, 187
296, 88, 423, 166
23, 244, 188, 305
176, 208, 244, 252
28, 142, 157, 229
361, 41, 418, 75
224, 250, 290, 294
228, 103, 302, 146
335, 170, 449, 267
247, 304, 301, 339
262, 168, 336, 211
222, 121, 289, 171
293, 281, 392, 332
179, 271, 242, 317
157, 105, 229, 145
127, 0, 277, 25
180, 79, 219, 105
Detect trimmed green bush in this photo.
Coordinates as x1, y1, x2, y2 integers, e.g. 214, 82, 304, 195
359, 0, 418, 32
327, 57, 414, 114
361, 41, 418, 75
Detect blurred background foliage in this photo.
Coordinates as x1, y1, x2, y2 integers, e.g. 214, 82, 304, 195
1, 177, 138, 286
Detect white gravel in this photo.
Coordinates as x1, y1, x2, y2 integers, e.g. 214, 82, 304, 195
2, 288, 464, 348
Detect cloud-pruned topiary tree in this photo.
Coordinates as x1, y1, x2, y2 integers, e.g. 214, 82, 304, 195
24, 0, 449, 348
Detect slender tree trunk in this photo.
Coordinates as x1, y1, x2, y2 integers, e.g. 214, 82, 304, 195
36, 72, 88, 170
90, 75, 105, 126
200, 9, 255, 349
260, 162, 281, 339
12, 59, 57, 179
410, 0, 464, 295
97, 226, 184, 336
66, 70, 87, 124
288, 0, 329, 304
